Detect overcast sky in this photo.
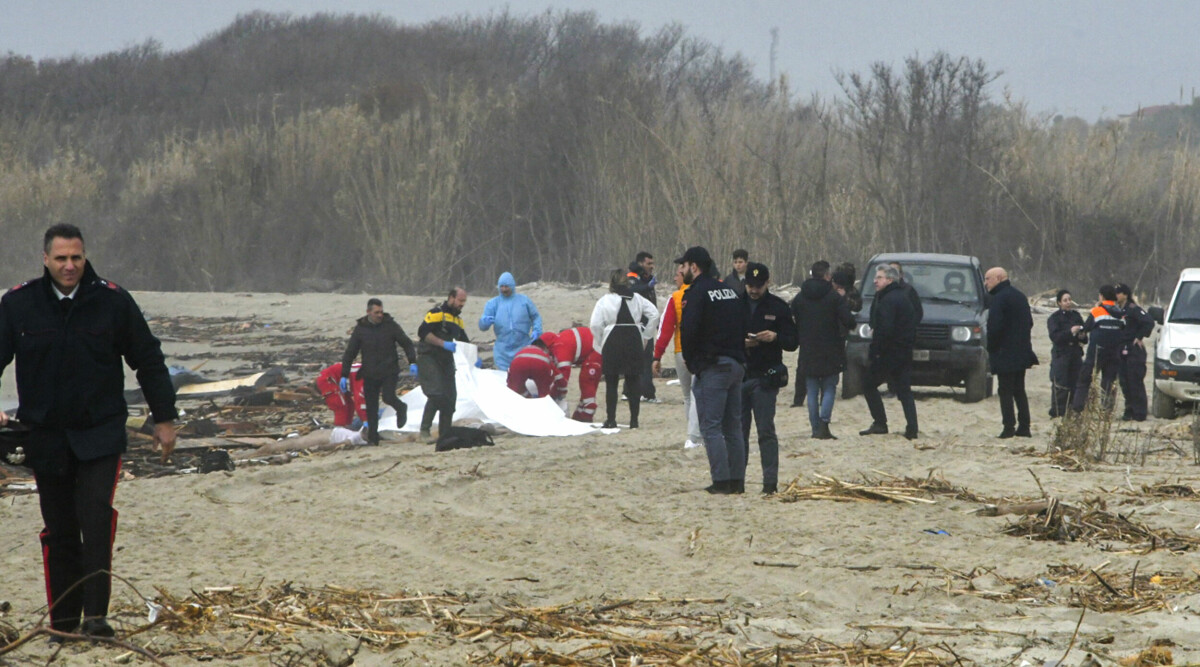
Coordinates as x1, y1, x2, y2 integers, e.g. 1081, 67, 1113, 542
2, 0, 1196, 121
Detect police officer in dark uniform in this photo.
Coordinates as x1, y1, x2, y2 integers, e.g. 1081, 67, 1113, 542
0, 224, 177, 641
1047, 289, 1085, 418
340, 298, 417, 445
416, 287, 472, 442
678, 246, 749, 494
740, 263, 798, 495
1115, 283, 1155, 421
1071, 284, 1125, 413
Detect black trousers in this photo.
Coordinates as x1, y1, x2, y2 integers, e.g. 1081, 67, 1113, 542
996, 370, 1030, 430
741, 377, 779, 486
1049, 353, 1082, 417
606, 373, 640, 426
418, 354, 457, 436
1072, 346, 1121, 413
862, 360, 918, 432
1119, 344, 1148, 420
362, 374, 406, 443
34, 452, 122, 632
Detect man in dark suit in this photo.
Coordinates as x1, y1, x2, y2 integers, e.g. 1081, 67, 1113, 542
0, 224, 177, 641
984, 267, 1038, 438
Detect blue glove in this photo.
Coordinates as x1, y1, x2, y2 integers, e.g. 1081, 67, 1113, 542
480, 315, 495, 328
409, 363, 418, 376
475, 358, 483, 368
442, 340, 457, 353
339, 377, 349, 393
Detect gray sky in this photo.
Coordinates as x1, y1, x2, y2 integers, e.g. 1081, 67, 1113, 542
2, 0, 1196, 121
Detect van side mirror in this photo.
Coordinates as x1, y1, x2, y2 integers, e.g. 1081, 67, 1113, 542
1148, 306, 1164, 325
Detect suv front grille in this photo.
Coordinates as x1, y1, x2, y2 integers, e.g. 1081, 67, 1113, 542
916, 324, 949, 344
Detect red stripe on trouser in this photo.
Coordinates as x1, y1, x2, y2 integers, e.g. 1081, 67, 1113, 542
41, 529, 53, 610
108, 457, 122, 569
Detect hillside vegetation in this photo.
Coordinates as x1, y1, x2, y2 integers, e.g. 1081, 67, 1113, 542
2, 10, 1198, 298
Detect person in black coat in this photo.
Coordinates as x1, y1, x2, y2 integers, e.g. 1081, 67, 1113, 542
859, 265, 919, 439
341, 298, 418, 445
889, 261, 924, 324
792, 261, 855, 439
1115, 283, 1155, 421
984, 267, 1039, 437
1047, 289, 1085, 418
0, 224, 177, 640
626, 252, 658, 401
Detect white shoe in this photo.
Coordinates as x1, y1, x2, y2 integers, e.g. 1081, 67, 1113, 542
684, 440, 703, 449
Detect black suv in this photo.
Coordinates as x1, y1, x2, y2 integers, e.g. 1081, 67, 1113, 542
844, 253, 993, 402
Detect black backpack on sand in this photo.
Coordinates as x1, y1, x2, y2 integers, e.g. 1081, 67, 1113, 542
435, 426, 495, 452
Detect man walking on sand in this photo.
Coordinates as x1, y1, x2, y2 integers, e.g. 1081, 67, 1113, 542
0, 224, 177, 642
417, 287, 474, 442
340, 298, 417, 445
984, 267, 1038, 438
858, 265, 919, 440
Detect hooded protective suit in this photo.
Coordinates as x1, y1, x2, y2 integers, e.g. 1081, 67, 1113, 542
479, 272, 543, 371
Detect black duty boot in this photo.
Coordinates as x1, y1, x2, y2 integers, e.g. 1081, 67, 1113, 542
81, 618, 115, 639
602, 419, 618, 429
1015, 426, 1032, 438
705, 480, 734, 494
762, 482, 777, 495
816, 422, 838, 440
903, 426, 919, 440
998, 427, 1016, 439
859, 422, 888, 436
732, 479, 745, 494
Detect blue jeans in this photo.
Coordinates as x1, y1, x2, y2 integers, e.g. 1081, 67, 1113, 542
693, 356, 746, 483
805, 374, 839, 434
741, 377, 779, 486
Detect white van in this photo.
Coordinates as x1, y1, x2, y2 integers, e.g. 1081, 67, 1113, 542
1149, 268, 1200, 418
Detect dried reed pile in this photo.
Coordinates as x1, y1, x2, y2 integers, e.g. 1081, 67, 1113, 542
1001, 497, 1200, 553
776, 471, 989, 505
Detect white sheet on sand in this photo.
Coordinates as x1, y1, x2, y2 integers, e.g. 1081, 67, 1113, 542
377, 343, 596, 437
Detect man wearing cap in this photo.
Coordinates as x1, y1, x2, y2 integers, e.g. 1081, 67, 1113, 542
740, 262, 797, 495
1115, 283, 1154, 421
678, 246, 750, 494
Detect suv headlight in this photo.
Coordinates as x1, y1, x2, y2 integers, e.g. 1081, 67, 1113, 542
1170, 348, 1187, 364
950, 326, 973, 342
856, 323, 873, 339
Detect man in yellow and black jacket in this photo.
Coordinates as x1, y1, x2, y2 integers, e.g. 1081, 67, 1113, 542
1070, 284, 1125, 413
416, 287, 472, 441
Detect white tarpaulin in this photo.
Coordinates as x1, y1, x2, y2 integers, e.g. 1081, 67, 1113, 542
377, 343, 597, 437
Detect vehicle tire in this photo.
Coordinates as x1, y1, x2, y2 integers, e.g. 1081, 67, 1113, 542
842, 360, 864, 399
963, 360, 989, 403
1152, 384, 1177, 420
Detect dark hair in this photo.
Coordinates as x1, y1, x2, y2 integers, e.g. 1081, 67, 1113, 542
1099, 284, 1117, 301
810, 260, 830, 278
1114, 283, 1136, 304
1055, 289, 1072, 304
448, 287, 465, 300
367, 298, 383, 309
43, 224, 84, 253
635, 251, 653, 264
732, 249, 748, 261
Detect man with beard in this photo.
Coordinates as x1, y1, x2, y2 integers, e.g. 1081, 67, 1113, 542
984, 267, 1038, 438
858, 265, 919, 440
340, 298, 417, 445
417, 287, 473, 442
678, 246, 749, 494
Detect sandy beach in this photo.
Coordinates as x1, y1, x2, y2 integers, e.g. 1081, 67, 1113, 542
3, 284, 1200, 665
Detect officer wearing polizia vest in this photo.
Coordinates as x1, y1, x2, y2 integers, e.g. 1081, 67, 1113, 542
678, 246, 749, 495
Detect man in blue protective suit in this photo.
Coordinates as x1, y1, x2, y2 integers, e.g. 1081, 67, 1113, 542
479, 272, 543, 371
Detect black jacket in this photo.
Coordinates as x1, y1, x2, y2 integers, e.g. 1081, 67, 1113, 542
341, 313, 417, 380
724, 270, 747, 298
680, 273, 748, 374
0, 262, 177, 470
1047, 309, 1085, 360
1120, 302, 1155, 346
868, 281, 917, 373
744, 290, 798, 378
986, 280, 1039, 374
627, 261, 657, 308
898, 278, 924, 323
1081, 302, 1125, 354
792, 278, 855, 377
417, 302, 470, 360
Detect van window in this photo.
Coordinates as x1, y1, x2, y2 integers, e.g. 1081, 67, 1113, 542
1170, 282, 1200, 323
862, 263, 980, 303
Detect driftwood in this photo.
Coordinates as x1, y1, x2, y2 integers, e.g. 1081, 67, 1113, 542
973, 500, 1053, 517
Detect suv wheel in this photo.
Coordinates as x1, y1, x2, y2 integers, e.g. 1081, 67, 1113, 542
842, 360, 864, 399
1152, 384, 1177, 420
963, 359, 989, 403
